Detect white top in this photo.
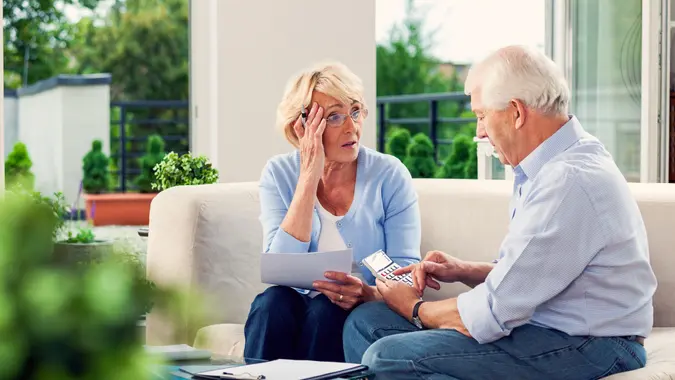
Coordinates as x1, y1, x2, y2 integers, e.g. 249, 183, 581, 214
309, 201, 364, 298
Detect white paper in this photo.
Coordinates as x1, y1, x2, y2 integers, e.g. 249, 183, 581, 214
260, 249, 353, 290
200, 359, 362, 379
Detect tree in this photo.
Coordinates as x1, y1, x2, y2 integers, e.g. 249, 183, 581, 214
5, 142, 35, 190
403, 133, 437, 178
82, 140, 111, 194
385, 128, 412, 163
436, 134, 475, 179
3, 0, 101, 88
376, 0, 467, 138
134, 134, 167, 193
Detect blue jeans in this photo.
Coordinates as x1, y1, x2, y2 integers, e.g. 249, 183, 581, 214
343, 302, 647, 380
243, 285, 350, 362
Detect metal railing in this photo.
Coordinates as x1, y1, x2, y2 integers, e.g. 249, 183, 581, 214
376, 92, 476, 160
110, 100, 189, 192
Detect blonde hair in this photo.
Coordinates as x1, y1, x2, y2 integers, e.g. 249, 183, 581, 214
276, 61, 366, 147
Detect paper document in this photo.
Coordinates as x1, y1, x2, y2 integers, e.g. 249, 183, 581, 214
260, 249, 353, 289
199, 359, 364, 380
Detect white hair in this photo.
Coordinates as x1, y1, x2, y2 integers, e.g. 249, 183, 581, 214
464, 45, 570, 115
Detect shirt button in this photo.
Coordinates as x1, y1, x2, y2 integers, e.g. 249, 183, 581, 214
347, 242, 352, 248
336, 221, 342, 227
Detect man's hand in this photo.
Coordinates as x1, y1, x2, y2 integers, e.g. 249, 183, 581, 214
313, 271, 370, 310
393, 250, 467, 295
376, 279, 422, 323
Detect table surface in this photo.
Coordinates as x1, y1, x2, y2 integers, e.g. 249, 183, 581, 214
159, 357, 374, 379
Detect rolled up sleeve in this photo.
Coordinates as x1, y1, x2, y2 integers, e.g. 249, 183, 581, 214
457, 179, 606, 344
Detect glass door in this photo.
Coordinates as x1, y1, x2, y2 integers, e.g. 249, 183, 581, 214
567, 0, 643, 182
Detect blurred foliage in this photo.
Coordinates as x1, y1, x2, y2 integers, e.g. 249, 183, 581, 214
385, 128, 412, 163
152, 152, 219, 191
135, 134, 167, 193
82, 140, 112, 194
403, 133, 438, 178
0, 192, 161, 379
436, 134, 477, 179
5, 142, 36, 191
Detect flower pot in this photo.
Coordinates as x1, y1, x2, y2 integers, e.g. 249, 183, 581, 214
53, 240, 115, 264
84, 193, 157, 226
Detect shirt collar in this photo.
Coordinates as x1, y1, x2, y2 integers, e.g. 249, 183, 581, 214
515, 115, 586, 181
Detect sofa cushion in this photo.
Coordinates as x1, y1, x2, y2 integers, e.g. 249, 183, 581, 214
193, 323, 675, 379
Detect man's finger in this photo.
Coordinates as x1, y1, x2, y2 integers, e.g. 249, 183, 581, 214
426, 277, 441, 290
393, 264, 415, 276
413, 266, 426, 294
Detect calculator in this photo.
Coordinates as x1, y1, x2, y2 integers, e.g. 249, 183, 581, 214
361, 250, 414, 287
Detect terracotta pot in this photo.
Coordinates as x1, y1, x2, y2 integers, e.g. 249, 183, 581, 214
84, 193, 157, 226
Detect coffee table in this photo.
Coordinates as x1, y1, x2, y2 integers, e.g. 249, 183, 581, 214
156, 355, 374, 379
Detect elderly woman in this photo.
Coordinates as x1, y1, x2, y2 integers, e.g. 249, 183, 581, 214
243, 61, 421, 362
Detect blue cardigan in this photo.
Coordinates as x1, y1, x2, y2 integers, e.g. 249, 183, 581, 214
258, 145, 422, 286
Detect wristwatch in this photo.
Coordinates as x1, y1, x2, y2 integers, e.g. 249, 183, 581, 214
412, 300, 426, 329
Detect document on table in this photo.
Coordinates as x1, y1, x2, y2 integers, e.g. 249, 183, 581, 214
260, 249, 353, 290
198, 359, 367, 380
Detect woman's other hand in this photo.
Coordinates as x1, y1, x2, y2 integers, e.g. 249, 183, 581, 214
313, 271, 369, 311
294, 102, 327, 187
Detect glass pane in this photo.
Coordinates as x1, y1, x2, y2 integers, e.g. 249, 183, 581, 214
570, 0, 642, 182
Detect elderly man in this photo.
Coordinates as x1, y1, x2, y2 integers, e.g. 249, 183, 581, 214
342, 45, 658, 379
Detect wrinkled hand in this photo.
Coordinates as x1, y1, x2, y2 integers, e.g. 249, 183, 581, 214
394, 250, 466, 295
293, 102, 326, 186
313, 272, 366, 311
376, 279, 422, 322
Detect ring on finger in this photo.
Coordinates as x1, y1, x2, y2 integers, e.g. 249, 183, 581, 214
339, 294, 343, 302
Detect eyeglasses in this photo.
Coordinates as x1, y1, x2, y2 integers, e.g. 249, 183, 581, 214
324, 107, 369, 128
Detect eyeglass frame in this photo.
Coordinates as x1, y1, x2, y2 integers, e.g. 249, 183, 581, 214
300, 104, 369, 128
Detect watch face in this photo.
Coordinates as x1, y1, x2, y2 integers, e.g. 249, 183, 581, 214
413, 317, 423, 329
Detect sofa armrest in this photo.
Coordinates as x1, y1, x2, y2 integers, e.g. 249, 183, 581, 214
145, 182, 266, 346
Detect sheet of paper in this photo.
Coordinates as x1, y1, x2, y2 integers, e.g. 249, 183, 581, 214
199, 359, 362, 379
260, 249, 353, 290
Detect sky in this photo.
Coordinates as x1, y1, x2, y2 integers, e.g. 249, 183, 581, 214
64, 0, 546, 65
376, 0, 546, 64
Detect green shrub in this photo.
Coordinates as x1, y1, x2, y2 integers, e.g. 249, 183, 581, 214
385, 127, 412, 162
403, 133, 437, 178
152, 152, 219, 191
5, 142, 35, 190
135, 134, 166, 193
465, 140, 478, 179
436, 134, 474, 179
0, 193, 168, 379
82, 140, 111, 194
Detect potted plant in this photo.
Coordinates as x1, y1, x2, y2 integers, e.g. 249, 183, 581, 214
152, 151, 219, 191
53, 226, 115, 264
81, 138, 163, 226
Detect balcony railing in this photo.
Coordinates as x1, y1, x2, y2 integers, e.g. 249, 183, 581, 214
375, 92, 512, 180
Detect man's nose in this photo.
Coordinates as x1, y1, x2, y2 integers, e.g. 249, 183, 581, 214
476, 123, 487, 139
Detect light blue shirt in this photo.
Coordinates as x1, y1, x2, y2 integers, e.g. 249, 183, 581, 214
457, 116, 658, 344
258, 144, 422, 287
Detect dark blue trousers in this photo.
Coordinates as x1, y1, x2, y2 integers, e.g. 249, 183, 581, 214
243, 285, 351, 362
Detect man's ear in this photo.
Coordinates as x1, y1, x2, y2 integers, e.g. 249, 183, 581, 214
512, 99, 527, 130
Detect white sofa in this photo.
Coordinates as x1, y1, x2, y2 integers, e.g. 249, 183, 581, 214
145, 179, 675, 378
